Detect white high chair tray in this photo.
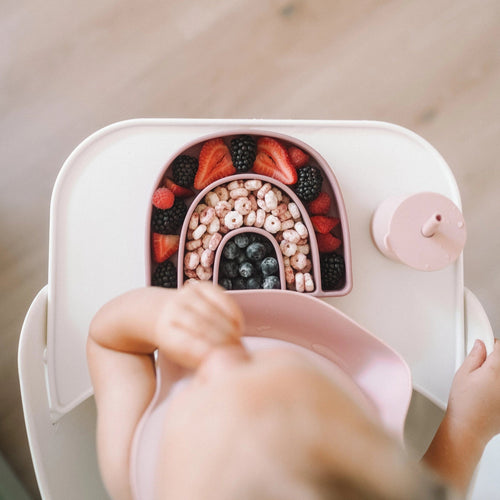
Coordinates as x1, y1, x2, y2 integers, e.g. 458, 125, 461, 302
47, 118, 465, 418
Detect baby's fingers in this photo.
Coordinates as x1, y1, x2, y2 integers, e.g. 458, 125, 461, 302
160, 325, 211, 370
461, 339, 487, 374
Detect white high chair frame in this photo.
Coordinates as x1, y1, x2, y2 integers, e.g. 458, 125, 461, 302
18, 119, 499, 499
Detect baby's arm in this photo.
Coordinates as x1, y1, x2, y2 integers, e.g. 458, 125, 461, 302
423, 339, 500, 493
87, 283, 243, 500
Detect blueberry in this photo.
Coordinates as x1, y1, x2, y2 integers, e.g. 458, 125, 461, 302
247, 276, 262, 289
234, 233, 250, 249
239, 262, 255, 278
220, 259, 238, 278
261, 257, 278, 276
235, 250, 247, 264
219, 278, 232, 290
263, 239, 275, 256
246, 242, 266, 261
223, 241, 239, 260
232, 277, 247, 290
263, 275, 281, 289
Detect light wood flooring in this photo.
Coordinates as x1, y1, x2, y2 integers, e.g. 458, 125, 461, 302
1, 0, 499, 496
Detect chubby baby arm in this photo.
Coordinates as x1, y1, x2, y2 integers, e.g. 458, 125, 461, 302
423, 339, 500, 493
87, 283, 244, 500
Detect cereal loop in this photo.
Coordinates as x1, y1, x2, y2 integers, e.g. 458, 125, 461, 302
230, 188, 249, 199
201, 249, 215, 268
199, 207, 216, 225
214, 186, 229, 202
295, 272, 305, 292
205, 192, 220, 208
215, 201, 232, 218
244, 179, 262, 191
264, 215, 281, 234
224, 211, 243, 230
280, 240, 297, 257
255, 209, 266, 228
184, 252, 200, 270
235, 197, 252, 215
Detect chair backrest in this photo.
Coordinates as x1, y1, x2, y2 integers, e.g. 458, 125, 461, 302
18, 286, 109, 500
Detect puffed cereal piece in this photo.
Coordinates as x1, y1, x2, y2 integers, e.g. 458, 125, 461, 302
184, 269, 198, 279
244, 179, 262, 191
234, 197, 252, 216
271, 187, 283, 202
264, 190, 278, 211
196, 246, 204, 257
184, 278, 199, 285
257, 183, 272, 199
186, 239, 202, 251
201, 249, 215, 268
248, 194, 258, 211
283, 229, 300, 244
202, 233, 212, 249
281, 219, 295, 231
285, 265, 295, 285
279, 210, 292, 221
295, 272, 305, 292
207, 217, 220, 234
224, 211, 243, 230
283, 256, 291, 267
187, 229, 194, 240
290, 252, 307, 271
244, 211, 256, 226
215, 201, 232, 218
271, 203, 287, 218
280, 240, 297, 257
214, 186, 229, 202
303, 259, 312, 274
295, 222, 308, 239
219, 222, 229, 234
257, 199, 269, 212
192, 224, 207, 240
205, 192, 220, 208
296, 238, 308, 246
208, 232, 222, 251
196, 265, 213, 281
275, 232, 284, 243
227, 180, 244, 191
297, 244, 310, 255
264, 215, 281, 234
189, 212, 200, 230
281, 195, 291, 206
184, 251, 200, 270
255, 209, 266, 228
195, 203, 208, 214
304, 273, 314, 292
230, 188, 249, 200
288, 202, 301, 220
199, 207, 216, 225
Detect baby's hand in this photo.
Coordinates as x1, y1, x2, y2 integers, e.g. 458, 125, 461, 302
447, 339, 500, 445
155, 282, 244, 369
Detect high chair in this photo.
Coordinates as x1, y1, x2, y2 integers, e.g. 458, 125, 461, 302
18, 119, 499, 499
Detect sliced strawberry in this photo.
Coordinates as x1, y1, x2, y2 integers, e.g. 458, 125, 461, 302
311, 215, 340, 234
252, 137, 298, 185
152, 187, 175, 209
316, 233, 342, 253
287, 146, 309, 168
308, 192, 331, 215
194, 138, 235, 190
152, 234, 180, 263
164, 178, 194, 198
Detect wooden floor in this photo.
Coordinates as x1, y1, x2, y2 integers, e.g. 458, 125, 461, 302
2, 0, 499, 496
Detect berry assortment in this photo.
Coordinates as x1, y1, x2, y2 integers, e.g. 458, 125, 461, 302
150, 134, 347, 293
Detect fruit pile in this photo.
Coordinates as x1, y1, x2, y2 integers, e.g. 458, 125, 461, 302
150, 134, 346, 292
218, 234, 281, 290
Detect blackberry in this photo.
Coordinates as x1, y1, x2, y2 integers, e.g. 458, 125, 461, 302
230, 135, 257, 172
151, 198, 187, 234
152, 261, 177, 288
294, 165, 323, 202
320, 253, 345, 290
171, 155, 198, 188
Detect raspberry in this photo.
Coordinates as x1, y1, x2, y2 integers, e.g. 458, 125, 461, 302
152, 260, 177, 288
294, 165, 323, 202
152, 188, 174, 209
320, 253, 345, 290
316, 233, 342, 253
308, 192, 331, 215
287, 146, 309, 168
311, 215, 340, 234
230, 135, 257, 173
171, 155, 198, 188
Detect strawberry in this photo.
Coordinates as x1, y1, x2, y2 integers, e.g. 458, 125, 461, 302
194, 138, 236, 190
164, 178, 194, 198
308, 192, 331, 215
152, 234, 180, 263
287, 146, 309, 168
316, 233, 342, 253
252, 137, 298, 185
311, 215, 340, 234
152, 187, 175, 209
